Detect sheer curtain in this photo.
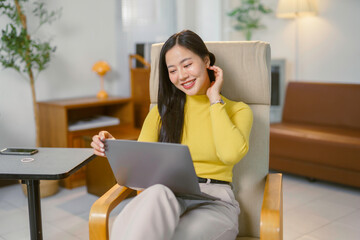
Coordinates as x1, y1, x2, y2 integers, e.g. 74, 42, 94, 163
121, 0, 158, 29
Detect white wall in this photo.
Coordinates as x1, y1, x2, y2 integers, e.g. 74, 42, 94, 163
176, 0, 223, 41
117, 0, 177, 97
0, 0, 117, 147
225, 0, 360, 84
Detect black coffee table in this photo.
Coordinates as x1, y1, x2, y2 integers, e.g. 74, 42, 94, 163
0, 148, 95, 240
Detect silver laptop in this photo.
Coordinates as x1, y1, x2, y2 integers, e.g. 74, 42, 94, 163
105, 139, 218, 200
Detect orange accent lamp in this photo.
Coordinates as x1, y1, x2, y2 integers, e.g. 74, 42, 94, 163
92, 61, 111, 99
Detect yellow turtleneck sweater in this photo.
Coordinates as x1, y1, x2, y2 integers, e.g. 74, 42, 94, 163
137, 95, 253, 182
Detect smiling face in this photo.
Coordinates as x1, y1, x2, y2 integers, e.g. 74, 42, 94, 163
165, 45, 210, 96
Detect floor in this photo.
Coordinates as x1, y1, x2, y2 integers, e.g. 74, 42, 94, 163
0, 174, 359, 240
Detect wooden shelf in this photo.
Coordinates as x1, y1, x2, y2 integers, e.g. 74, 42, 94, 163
37, 96, 141, 189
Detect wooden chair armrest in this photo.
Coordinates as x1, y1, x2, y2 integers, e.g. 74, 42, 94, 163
129, 54, 151, 68
260, 173, 283, 240
89, 184, 135, 240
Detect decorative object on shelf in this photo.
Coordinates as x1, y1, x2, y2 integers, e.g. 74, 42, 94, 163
227, 0, 273, 40
92, 60, 111, 99
276, 0, 317, 80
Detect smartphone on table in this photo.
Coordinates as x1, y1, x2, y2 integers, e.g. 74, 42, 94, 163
0, 148, 38, 155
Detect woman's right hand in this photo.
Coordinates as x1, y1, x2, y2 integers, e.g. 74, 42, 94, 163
91, 131, 115, 157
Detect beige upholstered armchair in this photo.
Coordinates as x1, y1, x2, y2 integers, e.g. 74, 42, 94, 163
89, 41, 283, 240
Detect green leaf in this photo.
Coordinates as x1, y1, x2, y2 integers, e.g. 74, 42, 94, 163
243, 0, 257, 5
228, 8, 241, 16
234, 25, 245, 31
258, 4, 273, 14
227, 0, 272, 40
236, 15, 248, 23
0, 0, 60, 77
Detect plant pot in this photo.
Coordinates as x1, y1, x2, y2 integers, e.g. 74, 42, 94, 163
21, 180, 59, 198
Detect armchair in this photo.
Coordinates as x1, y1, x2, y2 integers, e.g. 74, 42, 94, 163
89, 41, 283, 240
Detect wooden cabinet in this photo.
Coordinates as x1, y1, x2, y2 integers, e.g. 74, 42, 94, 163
37, 96, 141, 189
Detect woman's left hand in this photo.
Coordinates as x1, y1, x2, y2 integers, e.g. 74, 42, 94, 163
206, 65, 224, 104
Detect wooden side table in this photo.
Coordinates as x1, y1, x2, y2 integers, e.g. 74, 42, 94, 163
37, 96, 140, 189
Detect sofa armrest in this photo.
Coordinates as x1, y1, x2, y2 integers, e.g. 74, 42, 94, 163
260, 173, 283, 240
89, 184, 135, 240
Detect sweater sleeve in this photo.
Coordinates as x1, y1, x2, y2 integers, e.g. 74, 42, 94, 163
209, 101, 253, 165
137, 105, 160, 142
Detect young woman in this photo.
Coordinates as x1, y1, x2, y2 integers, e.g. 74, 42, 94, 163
91, 30, 253, 240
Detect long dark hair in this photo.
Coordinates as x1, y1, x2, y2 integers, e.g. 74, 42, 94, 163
158, 30, 216, 143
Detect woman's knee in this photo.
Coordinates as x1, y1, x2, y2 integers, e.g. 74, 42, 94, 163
142, 184, 176, 200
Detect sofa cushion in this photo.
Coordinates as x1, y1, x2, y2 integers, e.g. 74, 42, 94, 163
282, 82, 360, 129
270, 123, 360, 171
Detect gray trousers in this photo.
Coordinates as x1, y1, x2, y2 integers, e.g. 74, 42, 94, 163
110, 183, 240, 240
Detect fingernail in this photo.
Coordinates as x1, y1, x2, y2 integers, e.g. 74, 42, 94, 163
100, 143, 104, 148
101, 148, 105, 152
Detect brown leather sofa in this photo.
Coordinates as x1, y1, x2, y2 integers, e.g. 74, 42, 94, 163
270, 82, 360, 187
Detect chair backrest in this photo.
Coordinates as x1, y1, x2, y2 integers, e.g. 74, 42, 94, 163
149, 41, 271, 238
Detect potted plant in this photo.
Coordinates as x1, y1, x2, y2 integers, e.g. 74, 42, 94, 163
0, 0, 61, 146
228, 0, 272, 40
0, 0, 61, 197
